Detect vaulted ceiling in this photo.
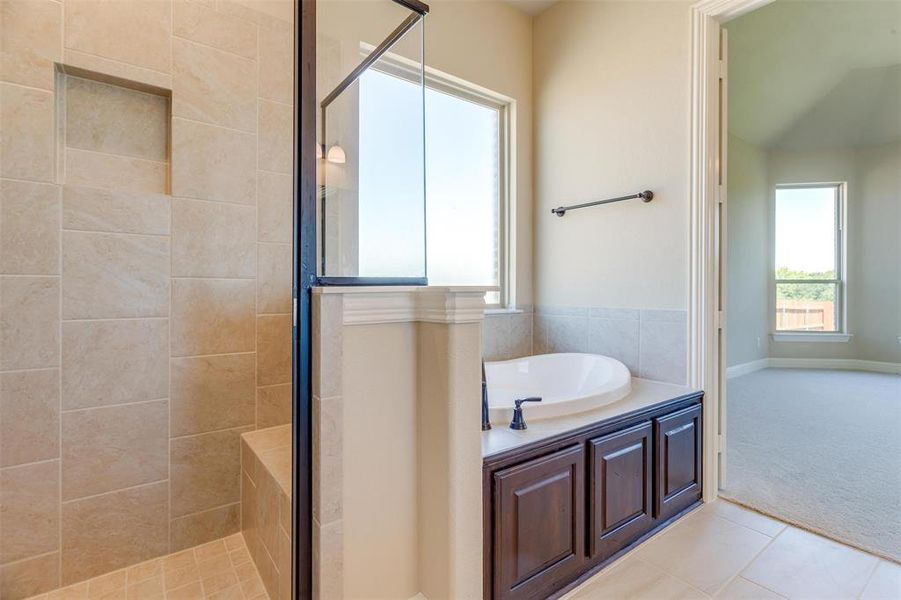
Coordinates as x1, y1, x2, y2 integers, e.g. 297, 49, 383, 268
725, 0, 901, 150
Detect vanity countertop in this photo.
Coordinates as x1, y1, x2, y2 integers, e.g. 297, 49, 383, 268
481, 378, 701, 459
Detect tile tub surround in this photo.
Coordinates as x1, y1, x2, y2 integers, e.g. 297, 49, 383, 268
241, 426, 292, 600
481, 308, 533, 362
0, 0, 295, 597
22, 533, 270, 600
532, 306, 689, 385
481, 378, 699, 458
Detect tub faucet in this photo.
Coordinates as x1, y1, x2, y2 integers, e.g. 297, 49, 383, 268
510, 397, 542, 430
481, 360, 491, 431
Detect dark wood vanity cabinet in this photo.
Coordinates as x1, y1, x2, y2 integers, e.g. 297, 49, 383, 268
588, 422, 653, 561
484, 394, 703, 600
654, 404, 703, 521
493, 445, 586, 600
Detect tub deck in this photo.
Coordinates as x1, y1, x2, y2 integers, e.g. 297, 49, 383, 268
482, 378, 700, 458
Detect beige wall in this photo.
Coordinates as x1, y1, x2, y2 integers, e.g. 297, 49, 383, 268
853, 142, 901, 363
343, 323, 420, 600
726, 140, 901, 365
318, 0, 534, 306
0, 1, 293, 597
766, 145, 900, 363
312, 289, 484, 600
532, 0, 691, 311
726, 135, 770, 367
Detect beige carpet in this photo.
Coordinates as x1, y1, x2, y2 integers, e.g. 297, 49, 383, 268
721, 368, 901, 561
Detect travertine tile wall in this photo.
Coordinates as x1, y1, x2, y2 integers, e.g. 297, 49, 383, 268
533, 306, 689, 385
482, 306, 688, 385
0, 1, 294, 598
481, 308, 533, 362
241, 425, 292, 599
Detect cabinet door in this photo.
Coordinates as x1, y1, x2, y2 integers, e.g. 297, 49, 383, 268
654, 404, 702, 521
588, 421, 653, 560
493, 445, 585, 600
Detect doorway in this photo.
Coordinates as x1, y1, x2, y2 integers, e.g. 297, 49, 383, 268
694, 0, 901, 561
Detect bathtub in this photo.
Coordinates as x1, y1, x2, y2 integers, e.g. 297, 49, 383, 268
485, 353, 632, 423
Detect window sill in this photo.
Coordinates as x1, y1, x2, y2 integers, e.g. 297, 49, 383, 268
771, 332, 852, 343
484, 307, 525, 316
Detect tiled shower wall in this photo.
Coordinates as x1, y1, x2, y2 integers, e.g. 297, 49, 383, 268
0, 1, 293, 597
482, 306, 688, 385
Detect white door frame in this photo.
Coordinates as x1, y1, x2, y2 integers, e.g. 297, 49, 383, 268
688, 0, 773, 501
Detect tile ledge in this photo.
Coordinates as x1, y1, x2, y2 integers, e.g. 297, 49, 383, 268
241, 426, 291, 498
315, 286, 491, 325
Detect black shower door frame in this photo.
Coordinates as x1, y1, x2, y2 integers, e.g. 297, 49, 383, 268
293, 0, 315, 597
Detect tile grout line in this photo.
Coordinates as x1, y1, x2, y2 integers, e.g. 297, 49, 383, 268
60, 397, 168, 414
0, 548, 61, 569
635, 556, 714, 598
633, 509, 785, 598
164, 7, 174, 548
0, 456, 61, 472
60, 478, 169, 506
173, 114, 257, 137
171, 31, 258, 63
170, 423, 256, 442
64, 144, 169, 168
60, 46, 173, 80
57, 118, 64, 590
173, 501, 242, 524
60, 316, 169, 323
0, 80, 57, 94
250, 11, 263, 538
60, 227, 170, 239
856, 557, 884, 600
704, 523, 788, 598
167, 190, 259, 208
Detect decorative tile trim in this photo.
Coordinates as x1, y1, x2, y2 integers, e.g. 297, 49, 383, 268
313, 286, 490, 325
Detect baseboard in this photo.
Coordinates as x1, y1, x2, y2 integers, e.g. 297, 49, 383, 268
725, 358, 769, 379
768, 358, 901, 374
727, 357, 901, 377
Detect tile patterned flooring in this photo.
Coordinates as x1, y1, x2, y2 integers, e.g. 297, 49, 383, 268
20, 500, 901, 600
25, 534, 268, 600
563, 500, 901, 600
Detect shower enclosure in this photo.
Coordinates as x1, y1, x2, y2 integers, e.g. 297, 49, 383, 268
317, 0, 428, 284
0, 1, 295, 598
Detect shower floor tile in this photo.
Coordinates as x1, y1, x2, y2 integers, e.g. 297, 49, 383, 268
26, 534, 269, 600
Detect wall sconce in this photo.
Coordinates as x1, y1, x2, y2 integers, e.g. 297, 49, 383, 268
326, 144, 346, 164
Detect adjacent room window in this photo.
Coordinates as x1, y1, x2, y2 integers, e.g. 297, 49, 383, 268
359, 66, 511, 307
774, 183, 845, 332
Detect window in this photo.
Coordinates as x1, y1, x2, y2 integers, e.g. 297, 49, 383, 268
359, 66, 511, 307
774, 183, 845, 333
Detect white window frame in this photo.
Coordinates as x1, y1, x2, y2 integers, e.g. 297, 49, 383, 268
361, 46, 514, 309
772, 182, 848, 340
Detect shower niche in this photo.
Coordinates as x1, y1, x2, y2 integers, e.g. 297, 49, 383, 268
55, 66, 171, 195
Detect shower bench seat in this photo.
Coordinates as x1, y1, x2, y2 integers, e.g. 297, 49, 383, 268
240, 425, 292, 600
